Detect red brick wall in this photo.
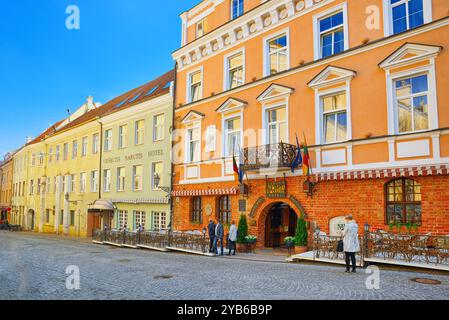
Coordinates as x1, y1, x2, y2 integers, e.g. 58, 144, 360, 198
173, 175, 449, 247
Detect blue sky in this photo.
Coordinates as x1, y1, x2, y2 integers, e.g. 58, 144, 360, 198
0, 0, 198, 157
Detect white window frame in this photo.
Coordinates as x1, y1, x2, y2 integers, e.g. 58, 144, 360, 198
81, 137, 88, 157
135, 120, 145, 145
117, 167, 126, 192
223, 48, 245, 91
186, 67, 203, 103
55, 146, 60, 161
223, 115, 243, 157
118, 125, 128, 149
80, 172, 86, 193
134, 211, 146, 230
103, 169, 111, 192
153, 113, 165, 142
262, 103, 289, 145
132, 165, 143, 191
92, 133, 99, 154
185, 122, 201, 163
231, 0, 244, 20
70, 174, 76, 193
383, 0, 432, 36
118, 210, 128, 229
48, 147, 53, 163
91, 170, 99, 193
104, 129, 112, 152
151, 162, 163, 190
263, 29, 290, 77
72, 140, 78, 159
196, 19, 206, 38
313, 2, 349, 61
152, 211, 167, 231
320, 90, 349, 144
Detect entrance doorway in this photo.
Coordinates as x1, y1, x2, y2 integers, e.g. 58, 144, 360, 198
28, 209, 35, 230
265, 203, 297, 248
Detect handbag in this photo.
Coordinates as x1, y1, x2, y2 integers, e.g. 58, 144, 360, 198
337, 239, 344, 252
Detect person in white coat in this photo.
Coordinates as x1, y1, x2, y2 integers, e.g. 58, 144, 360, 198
342, 215, 360, 273
228, 220, 238, 256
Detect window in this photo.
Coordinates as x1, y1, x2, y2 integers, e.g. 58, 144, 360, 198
395, 74, 429, 133
153, 212, 167, 231
390, 0, 425, 35
133, 165, 143, 191
118, 210, 128, 229
117, 167, 125, 191
70, 210, 75, 226
322, 92, 347, 143
48, 147, 53, 163
266, 34, 288, 75
63, 143, 69, 161
135, 211, 146, 230
72, 140, 78, 159
196, 19, 207, 38
91, 171, 99, 192
92, 133, 99, 154
318, 11, 345, 58
31, 154, 36, 166
103, 169, 111, 192
153, 114, 165, 141
226, 52, 244, 89
187, 126, 200, 162
80, 173, 86, 193
191, 197, 203, 223
231, 0, 244, 20
61, 177, 66, 193
70, 174, 76, 193
188, 71, 202, 102
224, 117, 241, 156
59, 210, 63, 225
118, 125, 128, 149
218, 196, 231, 224
81, 137, 88, 156
38, 152, 44, 166
266, 107, 287, 144
55, 146, 60, 161
151, 162, 163, 190
46, 177, 51, 193
45, 209, 50, 224
104, 129, 112, 152
386, 178, 422, 225
29, 180, 34, 195
37, 179, 41, 195
135, 120, 145, 145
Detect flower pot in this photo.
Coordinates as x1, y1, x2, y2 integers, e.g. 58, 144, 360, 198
295, 246, 308, 254
236, 243, 246, 253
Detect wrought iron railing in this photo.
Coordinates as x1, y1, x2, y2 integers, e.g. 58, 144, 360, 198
242, 143, 297, 171
168, 231, 209, 253
139, 230, 169, 249
312, 234, 364, 263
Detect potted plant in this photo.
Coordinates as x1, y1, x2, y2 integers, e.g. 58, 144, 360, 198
294, 218, 308, 254
284, 236, 295, 248
236, 214, 248, 253
245, 235, 257, 253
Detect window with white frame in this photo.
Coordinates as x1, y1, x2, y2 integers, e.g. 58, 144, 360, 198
38, 152, 44, 166
133, 165, 143, 191
103, 169, 111, 192
61, 177, 66, 193
266, 107, 287, 144
153, 114, 165, 141
48, 147, 53, 163
188, 71, 202, 102
266, 34, 288, 75
231, 0, 244, 20
389, 0, 425, 35
92, 133, 99, 154
91, 170, 99, 192
152, 212, 167, 231
224, 117, 241, 156
46, 177, 51, 193
81, 137, 88, 156
322, 92, 348, 143
29, 180, 34, 195
104, 129, 112, 152
55, 145, 60, 161
72, 140, 78, 159
394, 73, 429, 133
151, 162, 163, 190
318, 11, 345, 59
31, 153, 36, 166
135, 120, 145, 145
187, 126, 200, 162
134, 211, 146, 230
37, 179, 41, 194
118, 210, 128, 229
63, 143, 69, 161
196, 19, 207, 38
118, 125, 127, 149
226, 52, 244, 89
117, 167, 125, 192
70, 174, 76, 193
80, 172, 86, 193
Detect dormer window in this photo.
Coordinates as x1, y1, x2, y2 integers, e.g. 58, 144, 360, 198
231, 0, 244, 20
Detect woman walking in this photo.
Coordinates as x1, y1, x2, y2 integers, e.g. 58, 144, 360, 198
342, 215, 360, 273
228, 220, 237, 256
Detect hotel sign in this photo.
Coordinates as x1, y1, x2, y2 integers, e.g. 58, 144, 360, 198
266, 180, 286, 199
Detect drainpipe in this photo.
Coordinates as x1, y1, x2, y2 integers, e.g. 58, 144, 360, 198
169, 63, 178, 234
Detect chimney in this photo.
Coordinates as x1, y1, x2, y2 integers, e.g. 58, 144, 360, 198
87, 95, 94, 110
26, 136, 33, 144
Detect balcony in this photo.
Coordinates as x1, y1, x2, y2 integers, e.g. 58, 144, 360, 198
242, 143, 297, 172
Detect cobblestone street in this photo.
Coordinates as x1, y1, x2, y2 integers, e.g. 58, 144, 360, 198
0, 232, 448, 300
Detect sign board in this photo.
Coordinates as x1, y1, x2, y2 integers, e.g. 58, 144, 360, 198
329, 216, 346, 236
266, 180, 286, 199
238, 199, 247, 212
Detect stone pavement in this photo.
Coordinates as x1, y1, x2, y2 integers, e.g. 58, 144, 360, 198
0, 231, 448, 300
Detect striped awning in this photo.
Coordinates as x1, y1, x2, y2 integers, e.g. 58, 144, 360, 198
316, 164, 449, 182
111, 198, 169, 204
172, 187, 239, 197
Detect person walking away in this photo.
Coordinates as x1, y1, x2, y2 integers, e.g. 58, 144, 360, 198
228, 220, 237, 256
214, 220, 224, 255
207, 219, 216, 253
342, 215, 360, 273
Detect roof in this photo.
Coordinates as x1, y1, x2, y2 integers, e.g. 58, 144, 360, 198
25, 69, 174, 146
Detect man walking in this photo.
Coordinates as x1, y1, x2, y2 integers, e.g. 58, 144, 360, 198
207, 219, 216, 253
214, 219, 224, 256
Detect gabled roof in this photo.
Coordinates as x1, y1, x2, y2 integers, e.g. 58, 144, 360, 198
257, 83, 294, 102
308, 65, 356, 89
379, 43, 442, 70
215, 97, 247, 113
181, 110, 205, 124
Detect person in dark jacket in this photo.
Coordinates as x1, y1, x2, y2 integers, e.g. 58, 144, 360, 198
207, 219, 216, 253
214, 220, 224, 255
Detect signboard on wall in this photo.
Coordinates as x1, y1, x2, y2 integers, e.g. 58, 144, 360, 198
329, 216, 347, 236
266, 180, 286, 199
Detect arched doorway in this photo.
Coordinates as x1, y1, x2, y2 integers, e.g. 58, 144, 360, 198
28, 209, 35, 230
264, 202, 298, 248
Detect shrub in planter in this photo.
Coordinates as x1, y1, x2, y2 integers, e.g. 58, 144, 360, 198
284, 236, 295, 248
236, 214, 248, 252
245, 235, 257, 243
294, 218, 308, 253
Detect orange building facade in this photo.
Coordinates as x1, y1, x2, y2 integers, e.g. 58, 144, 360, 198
0, 151, 16, 224
172, 0, 449, 248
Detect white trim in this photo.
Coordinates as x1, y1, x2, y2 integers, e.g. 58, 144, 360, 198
379, 43, 442, 70
223, 47, 246, 91
221, 112, 244, 158
383, 0, 433, 37
184, 121, 202, 164
263, 27, 290, 77
262, 101, 290, 145
308, 65, 356, 89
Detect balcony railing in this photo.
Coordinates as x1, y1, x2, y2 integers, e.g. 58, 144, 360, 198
242, 143, 297, 171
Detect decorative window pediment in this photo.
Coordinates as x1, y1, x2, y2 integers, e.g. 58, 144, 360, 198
308, 66, 356, 89
181, 110, 205, 124
215, 97, 247, 114
379, 43, 442, 70
257, 83, 294, 103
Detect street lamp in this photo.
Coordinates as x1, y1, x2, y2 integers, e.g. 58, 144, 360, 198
364, 222, 370, 233
153, 172, 161, 190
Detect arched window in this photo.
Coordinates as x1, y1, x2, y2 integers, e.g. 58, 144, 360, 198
191, 197, 203, 223
218, 196, 232, 224
385, 178, 422, 225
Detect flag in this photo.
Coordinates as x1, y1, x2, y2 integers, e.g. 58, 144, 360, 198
238, 147, 245, 184
302, 133, 311, 178
233, 152, 240, 182
291, 134, 303, 173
